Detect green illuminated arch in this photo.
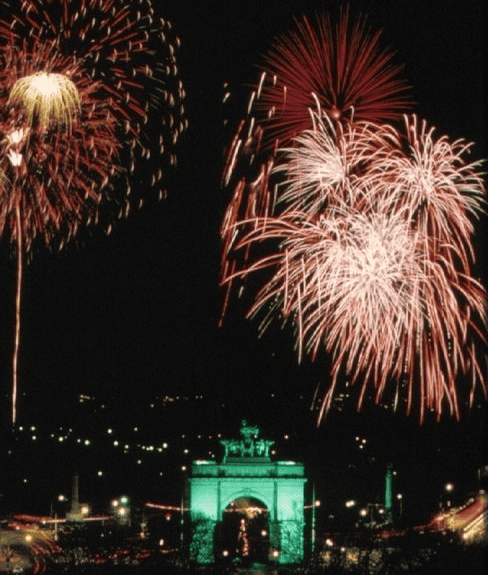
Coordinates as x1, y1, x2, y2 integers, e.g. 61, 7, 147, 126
190, 421, 306, 564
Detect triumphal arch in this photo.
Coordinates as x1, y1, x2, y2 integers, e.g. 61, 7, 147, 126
189, 420, 306, 564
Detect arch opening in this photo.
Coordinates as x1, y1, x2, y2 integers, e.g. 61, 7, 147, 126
216, 497, 270, 565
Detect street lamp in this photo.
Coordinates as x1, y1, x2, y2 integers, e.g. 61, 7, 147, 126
114, 496, 130, 526
397, 494, 403, 519
444, 483, 454, 509
311, 497, 320, 557
51, 495, 64, 516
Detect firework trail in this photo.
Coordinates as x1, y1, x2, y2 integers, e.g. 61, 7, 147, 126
0, 0, 187, 426
220, 8, 411, 320
222, 107, 487, 423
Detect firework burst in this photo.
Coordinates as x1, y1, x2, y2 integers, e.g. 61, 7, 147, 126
221, 8, 411, 319
272, 114, 400, 215
257, 7, 411, 143
222, 110, 487, 423
379, 115, 486, 269
0, 0, 187, 426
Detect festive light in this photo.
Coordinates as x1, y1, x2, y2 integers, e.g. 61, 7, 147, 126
222, 109, 486, 423
256, 7, 411, 143
221, 7, 411, 321
0, 0, 187, 426
10, 72, 81, 130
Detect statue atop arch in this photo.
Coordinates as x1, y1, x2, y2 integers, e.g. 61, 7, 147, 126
220, 420, 275, 461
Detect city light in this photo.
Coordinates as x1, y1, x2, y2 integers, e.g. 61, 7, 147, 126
5, 398, 487, 562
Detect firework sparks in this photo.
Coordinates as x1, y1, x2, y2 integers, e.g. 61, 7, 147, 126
221, 8, 411, 320
0, 0, 187, 426
222, 110, 487, 423
273, 115, 400, 215
257, 7, 411, 142
10, 72, 81, 130
379, 115, 486, 269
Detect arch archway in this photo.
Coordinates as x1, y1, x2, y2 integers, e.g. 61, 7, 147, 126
217, 497, 270, 564
189, 422, 306, 565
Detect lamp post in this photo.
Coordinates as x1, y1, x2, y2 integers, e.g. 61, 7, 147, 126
273, 549, 279, 570
50, 494, 68, 539
180, 492, 185, 548
397, 494, 403, 520
311, 482, 320, 559
444, 483, 454, 509
113, 496, 131, 526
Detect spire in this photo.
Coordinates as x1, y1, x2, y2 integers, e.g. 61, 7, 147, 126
71, 472, 80, 515
385, 463, 393, 523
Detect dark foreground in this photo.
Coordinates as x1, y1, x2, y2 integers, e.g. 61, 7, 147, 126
39, 541, 487, 575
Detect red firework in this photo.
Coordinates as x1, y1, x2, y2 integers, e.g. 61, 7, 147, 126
221, 8, 412, 320
0, 48, 119, 250
0, 0, 187, 426
257, 7, 412, 144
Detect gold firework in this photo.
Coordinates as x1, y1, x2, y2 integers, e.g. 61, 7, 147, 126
9, 72, 80, 130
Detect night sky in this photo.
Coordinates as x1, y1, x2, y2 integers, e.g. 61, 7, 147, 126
0, 0, 486, 520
